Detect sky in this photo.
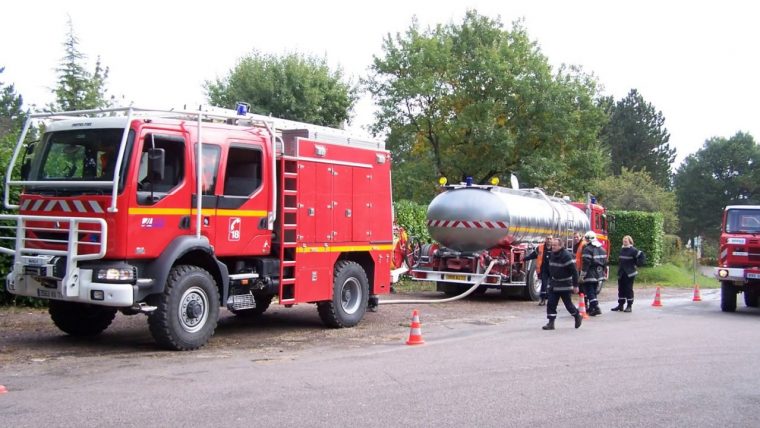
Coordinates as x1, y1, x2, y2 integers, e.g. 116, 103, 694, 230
1, 0, 758, 165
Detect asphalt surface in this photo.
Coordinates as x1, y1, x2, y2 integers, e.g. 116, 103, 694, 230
1, 286, 759, 427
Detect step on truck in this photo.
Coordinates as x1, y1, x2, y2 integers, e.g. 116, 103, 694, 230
0, 105, 394, 350
715, 205, 760, 311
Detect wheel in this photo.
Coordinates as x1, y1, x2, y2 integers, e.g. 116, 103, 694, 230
230, 295, 273, 317
437, 281, 464, 296
521, 261, 540, 301
404, 237, 422, 268
317, 261, 369, 328
743, 287, 759, 308
721, 281, 737, 312
49, 300, 117, 336
148, 265, 220, 350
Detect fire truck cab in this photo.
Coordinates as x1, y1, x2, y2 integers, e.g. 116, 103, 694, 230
1, 106, 393, 350
715, 205, 760, 311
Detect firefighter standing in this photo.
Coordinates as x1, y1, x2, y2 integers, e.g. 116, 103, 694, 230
580, 231, 608, 316
524, 235, 553, 306
543, 238, 583, 330
613, 235, 643, 312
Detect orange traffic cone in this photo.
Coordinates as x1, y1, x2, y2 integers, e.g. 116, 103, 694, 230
692, 284, 702, 302
406, 309, 425, 345
652, 286, 663, 307
578, 293, 590, 320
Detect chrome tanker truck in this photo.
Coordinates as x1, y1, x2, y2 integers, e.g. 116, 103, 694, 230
406, 179, 609, 299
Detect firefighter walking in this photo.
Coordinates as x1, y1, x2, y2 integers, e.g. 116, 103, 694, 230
580, 231, 608, 316
543, 238, 583, 330
613, 235, 643, 312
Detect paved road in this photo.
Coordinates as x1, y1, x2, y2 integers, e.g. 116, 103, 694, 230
1, 288, 758, 427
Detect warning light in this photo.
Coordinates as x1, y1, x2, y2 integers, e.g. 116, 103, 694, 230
438, 177, 448, 186
489, 177, 500, 186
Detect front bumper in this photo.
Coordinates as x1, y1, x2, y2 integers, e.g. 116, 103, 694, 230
714, 267, 760, 283
6, 262, 137, 307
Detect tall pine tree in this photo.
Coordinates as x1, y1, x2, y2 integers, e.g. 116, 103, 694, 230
601, 89, 675, 188
50, 17, 113, 112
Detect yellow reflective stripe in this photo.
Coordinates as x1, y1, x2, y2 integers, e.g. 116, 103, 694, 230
509, 226, 556, 234
217, 209, 267, 217
128, 207, 265, 217
296, 244, 394, 253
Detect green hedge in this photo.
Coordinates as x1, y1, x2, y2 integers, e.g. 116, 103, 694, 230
393, 200, 431, 243
608, 210, 664, 266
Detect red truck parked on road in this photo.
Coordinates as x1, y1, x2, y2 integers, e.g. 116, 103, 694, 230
715, 205, 760, 311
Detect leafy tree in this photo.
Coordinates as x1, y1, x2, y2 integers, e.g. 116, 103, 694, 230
592, 168, 679, 234
205, 51, 357, 127
50, 17, 113, 112
365, 11, 608, 203
674, 132, 760, 241
600, 89, 675, 188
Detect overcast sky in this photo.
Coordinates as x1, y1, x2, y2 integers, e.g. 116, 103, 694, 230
2, 0, 758, 165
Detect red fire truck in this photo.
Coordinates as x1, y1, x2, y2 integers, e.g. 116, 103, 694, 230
1, 105, 393, 350
406, 180, 609, 298
715, 205, 760, 311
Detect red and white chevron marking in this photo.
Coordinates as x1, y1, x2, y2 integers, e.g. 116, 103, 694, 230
427, 219, 508, 229
20, 199, 105, 213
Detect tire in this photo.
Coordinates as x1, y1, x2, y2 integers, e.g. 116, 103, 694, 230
743, 287, 759, 308
148, 265, 220, 350
318, 261, 369, 328
521, 262, 540, 301
49, 300, 117, 337
721, 281, 737, 312
437, 281, 463, 297
230, 295, 273, 317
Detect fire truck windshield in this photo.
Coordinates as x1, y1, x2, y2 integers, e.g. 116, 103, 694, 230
726, 209, 760, 234
26, 128, 133, 193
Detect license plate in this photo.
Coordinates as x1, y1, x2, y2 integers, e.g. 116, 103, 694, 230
37, 288, 62, 299
444, 274, 467, 281
24, 266, 46, 276
747, 273, 760, 279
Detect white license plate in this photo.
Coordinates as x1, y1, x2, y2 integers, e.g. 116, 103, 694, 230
747, 273, 760, 279
36, 288, 62, 299
444, 274, 467, 281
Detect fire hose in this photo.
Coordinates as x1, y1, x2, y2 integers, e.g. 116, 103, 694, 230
378, 260, 498, 305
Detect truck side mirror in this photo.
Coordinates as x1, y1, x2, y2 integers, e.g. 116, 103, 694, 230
148, 148, 165, 181
20, 142, 36, 180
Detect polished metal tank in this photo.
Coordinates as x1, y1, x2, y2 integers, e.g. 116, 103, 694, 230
426, 185, 590, 252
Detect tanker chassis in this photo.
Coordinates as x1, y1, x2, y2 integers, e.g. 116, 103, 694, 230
406, 182, 609, 299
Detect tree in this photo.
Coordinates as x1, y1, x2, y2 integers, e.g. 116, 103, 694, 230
674, 132, 760, 241
0, 67, 25, 141
592, 168, 679, 234
364, 11, 609, 203
600, 89, 675, 188
205, 51, 357, 127
50, 17, 113, 112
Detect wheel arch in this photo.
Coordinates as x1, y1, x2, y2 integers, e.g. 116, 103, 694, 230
337, 251, 374, 292
139, 236, 229, 304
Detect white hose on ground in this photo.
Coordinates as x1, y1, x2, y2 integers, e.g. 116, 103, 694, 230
378, 260, 498, 305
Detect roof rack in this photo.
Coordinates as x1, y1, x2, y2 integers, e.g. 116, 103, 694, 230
30, 105, 384, 150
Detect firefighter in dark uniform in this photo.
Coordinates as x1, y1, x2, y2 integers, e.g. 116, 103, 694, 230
524, 235, 553, 306
613, 235, 643, 312
543, 238, 583, 330
580, 231, 608, 316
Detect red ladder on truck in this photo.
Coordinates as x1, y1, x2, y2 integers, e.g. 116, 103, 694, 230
278, 137, 299, 305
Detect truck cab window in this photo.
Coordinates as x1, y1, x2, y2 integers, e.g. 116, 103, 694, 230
199, 144, 221, 195
223, 146, 262, 197
137, 134, 185, 203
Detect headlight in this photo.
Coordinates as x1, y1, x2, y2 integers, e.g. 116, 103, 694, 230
718, 269, 729, 278
96, 267, 135, 283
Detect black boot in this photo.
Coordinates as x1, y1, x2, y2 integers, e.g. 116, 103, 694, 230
538, 297, 546, 306
611, 300, 625, 311
624, 302, 633, 312
589, 305, 602, 316
542, 319, 555, 330
574, 313, 583, 329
